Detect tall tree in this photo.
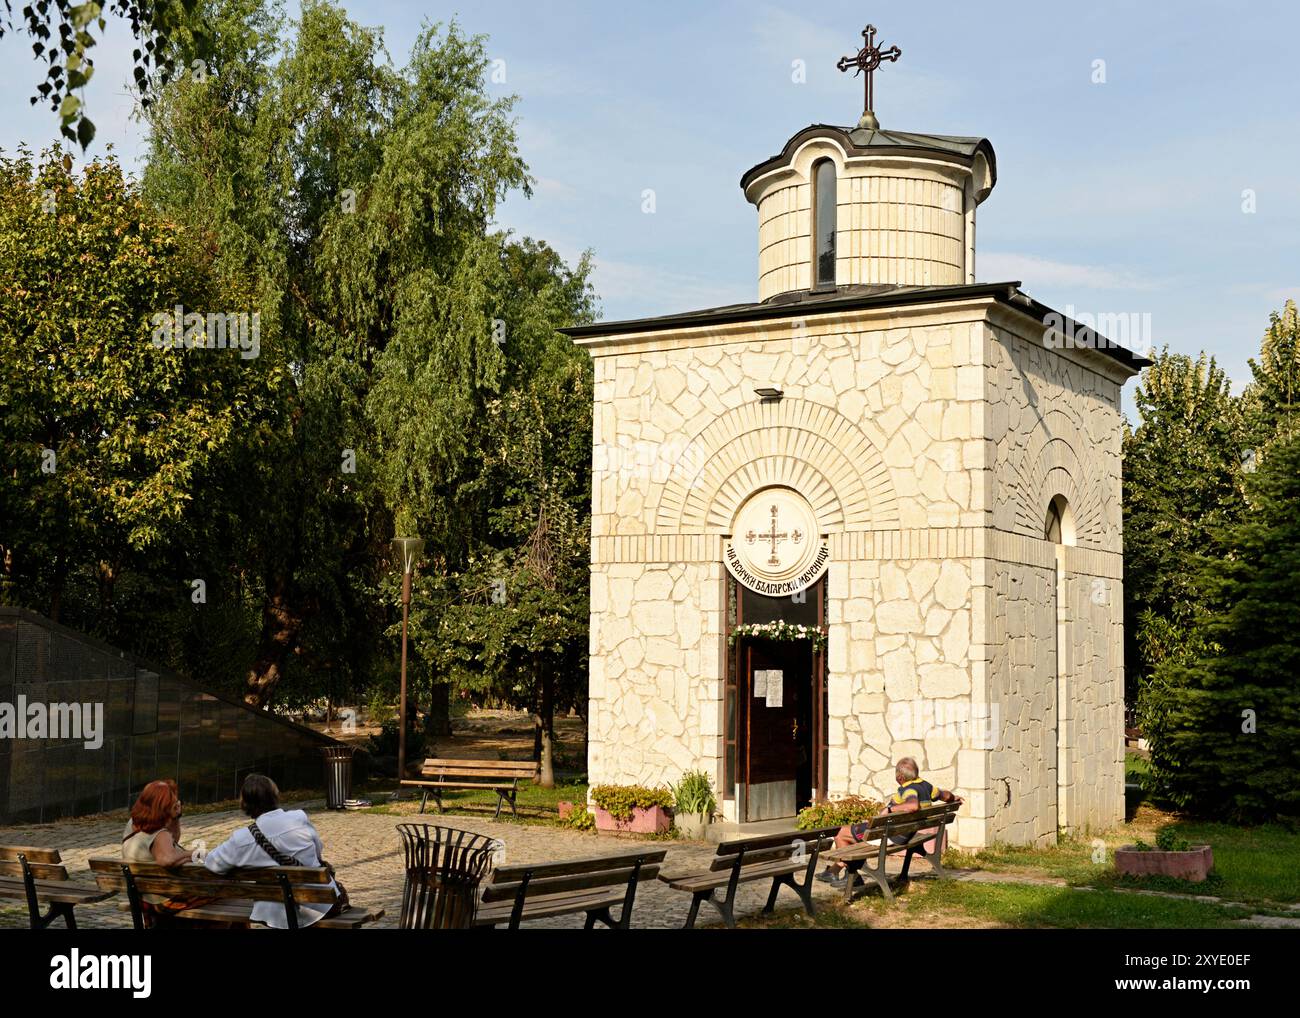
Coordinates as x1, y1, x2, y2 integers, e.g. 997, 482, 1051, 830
0, 147, 240, 629
1142, 430, 1300, 820
139, 0, 576, 708
1242, 298, 1300, 450
1123, 349, 1245, 699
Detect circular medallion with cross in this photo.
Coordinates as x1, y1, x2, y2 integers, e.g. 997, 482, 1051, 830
724, 488, 829, 596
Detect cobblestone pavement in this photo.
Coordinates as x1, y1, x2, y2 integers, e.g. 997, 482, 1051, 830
0, 802, 866, 929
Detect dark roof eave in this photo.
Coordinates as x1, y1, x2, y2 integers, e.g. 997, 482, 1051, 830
561, 282, 1152, 373
738, 124, 997, 195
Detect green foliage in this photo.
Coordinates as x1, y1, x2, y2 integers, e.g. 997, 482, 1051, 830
2, 3, 598, 718
589, 784, 674, 821
1243, 299, 1300, 446
795, 795, 882, 830
1142, 430, 1300, 821
0, 146, 254, 650
670, 771, 716, 816
1154, 827, 1192, 853
559, 804, 595, 831
1123, 349, 1245, 707
0, 0, 214, 147
365, 716, 427, 762
728, 621, 827, 651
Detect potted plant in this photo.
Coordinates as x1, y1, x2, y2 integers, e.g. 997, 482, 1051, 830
794, 794, 882, 831
670, 771, 717, 839
589, 784, 674, 834
1114, 827, 1214, 882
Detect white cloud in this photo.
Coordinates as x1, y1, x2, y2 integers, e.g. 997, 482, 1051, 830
533, 176, 577, 200
591, 257, 752, 315
979, 251, 1161, 291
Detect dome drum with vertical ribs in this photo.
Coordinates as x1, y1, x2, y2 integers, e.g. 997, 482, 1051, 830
741, 124, 997, 303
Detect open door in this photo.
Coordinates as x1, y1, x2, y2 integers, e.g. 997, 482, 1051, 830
742, 639, 814, 821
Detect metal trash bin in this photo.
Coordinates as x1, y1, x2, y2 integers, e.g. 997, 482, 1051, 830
397, 824, 499, 929
321, 745, 356, 809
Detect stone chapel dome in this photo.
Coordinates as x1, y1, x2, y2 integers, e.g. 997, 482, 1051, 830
740, 123, 997, 303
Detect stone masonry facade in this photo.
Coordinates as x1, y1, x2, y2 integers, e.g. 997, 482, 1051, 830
580, 296, 1129, 850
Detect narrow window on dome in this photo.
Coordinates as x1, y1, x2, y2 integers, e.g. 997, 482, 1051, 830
813, 159, 837, 289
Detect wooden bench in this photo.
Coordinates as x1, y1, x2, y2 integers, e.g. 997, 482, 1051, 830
402, 758, 540, 819
88, 857, 384, 930
0, 845, 115, 930
823, 800, 961, 903
659, 825, 842, 928
475, 848, 668, 929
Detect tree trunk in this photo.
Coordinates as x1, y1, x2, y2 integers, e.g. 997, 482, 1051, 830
425, 681, 452, 737
48, 555, 66, 623
243, 584, 302, 708
536, 658, 556, 788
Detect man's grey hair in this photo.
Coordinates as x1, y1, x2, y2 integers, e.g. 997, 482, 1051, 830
895, 757, 919, 783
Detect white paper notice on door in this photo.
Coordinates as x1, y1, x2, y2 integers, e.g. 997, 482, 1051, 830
765, 670, 783, 708
753, 670, 769, 703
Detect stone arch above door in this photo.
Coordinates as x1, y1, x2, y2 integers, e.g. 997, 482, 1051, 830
653, 398, 899, 533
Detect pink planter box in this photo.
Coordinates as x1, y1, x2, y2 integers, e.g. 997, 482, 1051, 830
1115, 844, 1214, 882
593, 804, 672, 835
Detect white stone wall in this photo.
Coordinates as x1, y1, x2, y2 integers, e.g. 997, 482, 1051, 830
751, 138, 972, 301
981, 318, 1128, 843
580, 302, 1131, 849
588, 561, 725, 790
1058, 552, 1125, 835
986, 555, 1059, 848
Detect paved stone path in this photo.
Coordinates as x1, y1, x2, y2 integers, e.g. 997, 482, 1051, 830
4, 805, 1291, 929
0, 801, 857, 929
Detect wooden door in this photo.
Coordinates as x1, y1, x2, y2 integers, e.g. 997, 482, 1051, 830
743, 639, 812, 821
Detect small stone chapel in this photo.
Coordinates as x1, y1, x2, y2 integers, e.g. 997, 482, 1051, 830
563, 26, 1148, 848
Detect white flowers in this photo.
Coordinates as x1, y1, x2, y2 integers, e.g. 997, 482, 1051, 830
727, 621, 827, 649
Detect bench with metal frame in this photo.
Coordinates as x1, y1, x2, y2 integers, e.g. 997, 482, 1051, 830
659, 825, 842, 929
475, 848, 668, 929
402, 758, 540, 819
0, 845, 114, 930
88, 857, 383, 930
823, 799, 961, 903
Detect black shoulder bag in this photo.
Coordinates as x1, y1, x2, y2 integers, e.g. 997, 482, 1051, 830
247, 820, 349, 917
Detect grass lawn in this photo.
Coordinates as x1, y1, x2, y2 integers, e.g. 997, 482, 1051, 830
950, 806, 1300, 906
743, 878, 1258, 929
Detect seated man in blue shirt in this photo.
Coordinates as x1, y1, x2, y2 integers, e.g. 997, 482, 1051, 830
817, 757, 960, 888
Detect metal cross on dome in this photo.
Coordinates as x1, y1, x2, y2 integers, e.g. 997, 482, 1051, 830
836, 24, 901, 129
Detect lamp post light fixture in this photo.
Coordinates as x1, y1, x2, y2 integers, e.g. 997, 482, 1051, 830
754, 386, 784, 400
391, 536, 425, 787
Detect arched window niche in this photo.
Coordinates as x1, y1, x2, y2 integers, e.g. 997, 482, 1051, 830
812, 158, 837, 291
1044, 494, 1077, 546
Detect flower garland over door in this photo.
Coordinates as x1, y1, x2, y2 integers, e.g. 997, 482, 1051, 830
727, 621, 828, 652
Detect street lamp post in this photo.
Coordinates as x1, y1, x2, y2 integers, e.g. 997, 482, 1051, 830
392, 536, 425, 788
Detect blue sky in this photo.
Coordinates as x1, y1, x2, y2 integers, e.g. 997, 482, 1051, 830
2, 0, 1297, 401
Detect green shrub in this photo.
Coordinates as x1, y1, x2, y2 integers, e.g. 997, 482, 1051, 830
559, 805, 595, 831
365, 716, 427, 760
1155, 827, 1191, 852
795, 795, 882, 831
589, 784, 674, 821
670, 770, 716, 816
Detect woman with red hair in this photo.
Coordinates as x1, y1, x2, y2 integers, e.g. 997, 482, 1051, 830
123, 780, 198, 866
122, 780, 209, 924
